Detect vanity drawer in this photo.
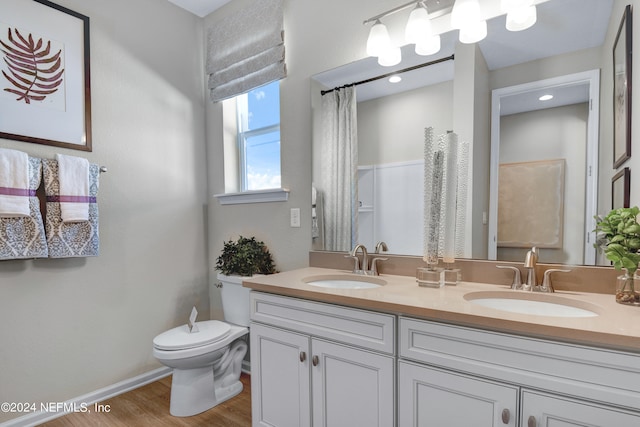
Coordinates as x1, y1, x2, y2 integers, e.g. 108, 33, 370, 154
399, 316, 640, 411
250, 291, 395, 354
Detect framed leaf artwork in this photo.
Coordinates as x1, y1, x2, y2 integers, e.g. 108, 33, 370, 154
0, 0, 91, 151
613, 5, 632, 169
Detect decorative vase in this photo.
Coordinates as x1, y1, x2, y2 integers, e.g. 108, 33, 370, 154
616, 270, 640, 306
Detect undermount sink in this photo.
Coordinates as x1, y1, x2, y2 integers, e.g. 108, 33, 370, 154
464, 291, 600, 318
303, 274, 386, 289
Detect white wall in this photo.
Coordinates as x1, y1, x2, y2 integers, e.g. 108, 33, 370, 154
358, 80, 454, 165
0, 0, 208, 423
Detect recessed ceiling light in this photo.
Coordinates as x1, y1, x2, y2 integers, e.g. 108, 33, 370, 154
389, 75, 402, 83
539, 94, 553, 101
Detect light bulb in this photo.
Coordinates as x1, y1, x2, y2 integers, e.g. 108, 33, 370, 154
378, 45, 401, 67
459, 20, 487, 44
405, 4, 431, 44
415, 34, 441, 56
506, 5, 536, 31
366, 20, 391, 57
451, 0, 482, 30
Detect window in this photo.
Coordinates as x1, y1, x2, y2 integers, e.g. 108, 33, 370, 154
235, 80, 281, 191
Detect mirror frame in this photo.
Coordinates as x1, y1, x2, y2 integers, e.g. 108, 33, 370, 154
488, 69, 601, 264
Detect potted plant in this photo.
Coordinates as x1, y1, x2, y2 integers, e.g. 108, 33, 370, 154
216, 236, 277, 277
594, 206, 640, 305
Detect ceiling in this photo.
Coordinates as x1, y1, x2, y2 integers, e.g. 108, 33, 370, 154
166, 0, 231, 17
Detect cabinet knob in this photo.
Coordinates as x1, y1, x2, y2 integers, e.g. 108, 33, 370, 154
299, 351, 306, 363
527, 416, 536, 427
501, 409, 510, 424
312, 355, 319, 366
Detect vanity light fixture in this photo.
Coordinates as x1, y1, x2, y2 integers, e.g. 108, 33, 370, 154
451, 0, 487, 43
502, 0, 537, 31
364, 0, 443, 66
364, 0, 539, 66
450, 0, 482, 30
366, 19, 392, 57
406, 2, 441, 56
459, 19, 487, 44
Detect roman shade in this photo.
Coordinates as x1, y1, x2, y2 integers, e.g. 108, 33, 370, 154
206, 0, 286, 102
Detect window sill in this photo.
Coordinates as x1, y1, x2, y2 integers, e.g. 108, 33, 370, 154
213, 188, 290, 205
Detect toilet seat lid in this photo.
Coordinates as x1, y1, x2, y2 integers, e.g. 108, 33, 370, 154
153, 320, 231, 350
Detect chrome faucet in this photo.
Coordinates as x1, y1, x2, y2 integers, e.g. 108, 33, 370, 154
523, 246, 539, 291
497, 248, 570, 293
349, 244, 369, 273
345, 243, 388, 275
375, 241, 388, 254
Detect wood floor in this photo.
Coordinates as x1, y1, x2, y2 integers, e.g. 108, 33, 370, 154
40, 373, 252, 427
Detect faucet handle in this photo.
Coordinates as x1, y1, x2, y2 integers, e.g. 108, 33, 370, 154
540, 269, 571, 293
369, 257, 388, 276
496, 265, 522, 290
344, 254, 360, 272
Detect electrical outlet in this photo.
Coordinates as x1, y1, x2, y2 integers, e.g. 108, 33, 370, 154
290, 208, 301, 228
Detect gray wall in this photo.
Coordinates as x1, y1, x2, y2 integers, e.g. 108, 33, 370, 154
0, 0, 208, 422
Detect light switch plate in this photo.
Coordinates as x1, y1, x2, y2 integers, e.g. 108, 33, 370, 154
290, 208, 301, 227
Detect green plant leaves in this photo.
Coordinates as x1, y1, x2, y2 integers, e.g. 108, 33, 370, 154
594, 207, 640, 275
215, 236, 277, 276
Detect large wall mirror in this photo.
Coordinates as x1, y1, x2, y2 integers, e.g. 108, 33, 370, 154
311, 0, 615, 266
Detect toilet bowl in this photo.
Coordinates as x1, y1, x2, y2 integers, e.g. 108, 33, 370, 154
153, 274, 251, 417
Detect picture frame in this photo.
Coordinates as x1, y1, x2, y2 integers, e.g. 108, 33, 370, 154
613, 5, 632, 169
612, 167, 631, 209
0, 0, 91, 151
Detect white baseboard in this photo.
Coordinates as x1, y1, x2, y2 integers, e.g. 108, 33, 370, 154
0, 367, 172, 427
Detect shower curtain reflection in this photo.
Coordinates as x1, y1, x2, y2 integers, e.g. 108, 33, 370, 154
318, 86, 358, 252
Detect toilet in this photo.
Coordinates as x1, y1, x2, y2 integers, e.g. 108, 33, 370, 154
153, 274, 250, 417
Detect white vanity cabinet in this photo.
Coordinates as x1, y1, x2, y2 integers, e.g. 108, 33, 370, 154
250, 292, 396, 427
399, 317, 640, 427
398, 360, 518, 426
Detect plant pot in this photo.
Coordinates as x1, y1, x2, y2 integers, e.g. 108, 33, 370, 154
616, 271, 640, 306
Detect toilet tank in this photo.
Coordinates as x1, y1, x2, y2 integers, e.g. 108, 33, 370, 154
216, 273, 252, 327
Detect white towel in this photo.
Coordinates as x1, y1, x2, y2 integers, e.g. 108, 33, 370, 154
0, 148, 30, 217
56, 154, 90, 222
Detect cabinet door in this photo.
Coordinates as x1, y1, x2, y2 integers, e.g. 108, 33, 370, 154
398, 361, 518, 427
522, 390, 640, 427
311, 338, 395, 427
250, 323, 311, 427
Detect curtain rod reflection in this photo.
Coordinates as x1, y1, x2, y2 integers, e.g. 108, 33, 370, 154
320, 54, 454, 96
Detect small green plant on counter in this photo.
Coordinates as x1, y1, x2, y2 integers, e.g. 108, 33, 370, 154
594, 206, 640, 275
216, 236, 277, 277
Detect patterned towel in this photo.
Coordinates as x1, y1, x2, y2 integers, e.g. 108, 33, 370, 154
43, 159, 100, 258
0, 157, 48, 260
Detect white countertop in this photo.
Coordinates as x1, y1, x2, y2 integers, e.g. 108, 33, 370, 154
243, 267, 640, 353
